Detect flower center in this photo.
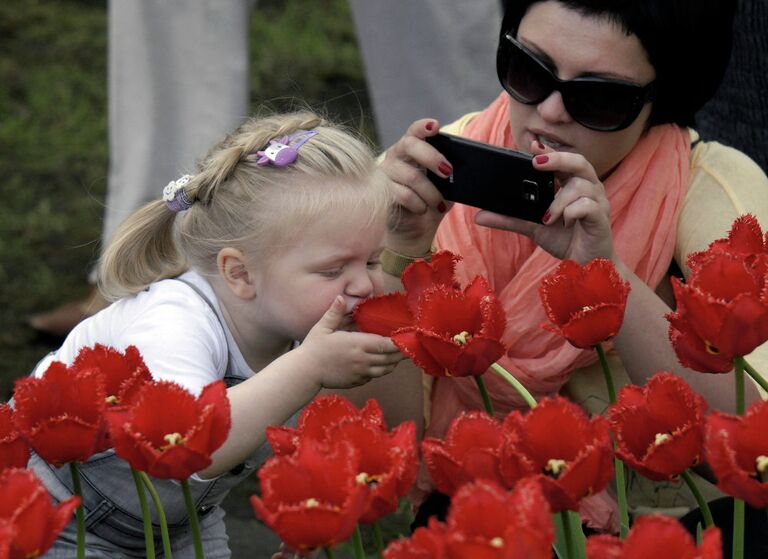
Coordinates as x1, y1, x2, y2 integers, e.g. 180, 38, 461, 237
452, 331, 472, 345
490, 537, 504, 548
105, 395, 119, 405
756, 455, 768, 481
654, 433, 672, 446
356, 471, 384, 487
704, 340, 720, 355
162, 432, 186, 448
545, 458, 568, 478
305, 498, 320, 508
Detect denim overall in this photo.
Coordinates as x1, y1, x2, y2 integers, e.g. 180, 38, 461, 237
36, 279, 280, 558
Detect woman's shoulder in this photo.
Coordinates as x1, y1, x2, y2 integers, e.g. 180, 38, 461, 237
441, 112, 483, 136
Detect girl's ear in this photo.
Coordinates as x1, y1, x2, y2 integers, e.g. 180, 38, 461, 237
217, 247, 257, 299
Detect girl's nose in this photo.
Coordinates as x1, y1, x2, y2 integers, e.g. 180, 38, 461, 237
345, 270, 375, 301
536, 90, 573, 125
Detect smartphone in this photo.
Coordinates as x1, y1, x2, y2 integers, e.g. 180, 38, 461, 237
426, 132, 555, 222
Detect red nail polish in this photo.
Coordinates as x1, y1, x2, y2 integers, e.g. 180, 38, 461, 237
538, 141, 545, 150
437, 201, 447, 213
426, 121, 435, 131
535, 154, 549, 164
438, 162, 453, 176
542, 211, 551, 224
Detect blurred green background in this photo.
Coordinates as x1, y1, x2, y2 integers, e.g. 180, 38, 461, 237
0, 0, 377, 399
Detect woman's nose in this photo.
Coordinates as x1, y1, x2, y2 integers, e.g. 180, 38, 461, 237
536, 90, 573, 125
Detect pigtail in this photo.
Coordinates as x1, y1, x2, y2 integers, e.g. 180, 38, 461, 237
98, 200, 187, 301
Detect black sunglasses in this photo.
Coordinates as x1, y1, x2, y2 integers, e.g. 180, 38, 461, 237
497, 32, 655, 132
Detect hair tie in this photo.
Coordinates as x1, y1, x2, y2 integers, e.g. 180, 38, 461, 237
255, 130, 318, 167
162, 174, 195, 212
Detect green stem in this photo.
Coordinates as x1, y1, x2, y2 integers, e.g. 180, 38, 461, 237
324, 546, 336, 559
373, 521, 385, 559
680, 470, 714, 528
740, 356, 768, 393
560, 510, 575, 559
69, 462, 86, 559
733, 498, 745, 559
474, 375, 495, 416
139, 472, 173, 558
734, 358, 745, 415
594, 344, 616, 403
130, 468, 156, 559
490, 363, 537, 408
351, 524, 365, 559
181, 479, 204, 559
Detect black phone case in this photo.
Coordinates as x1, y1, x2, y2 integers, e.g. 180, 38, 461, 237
426, 132, 555, 222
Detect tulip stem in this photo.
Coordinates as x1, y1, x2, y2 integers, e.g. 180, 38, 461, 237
733, 498, 745, 559
373, 521, 385, 558
69, 462, 86, 559
324, 546, 335, 559
739, 357, 768, 394
560, 511, 575, 559
181, 479, 205, 559
474, 375, 495, 416
594, 344, 628, 538
680, 470, 714, 528
139, 472, 173, 558
490, 363, 537, 408
594, 344, 616, 403
351, 524, 366, 559
734, 358, 745, 415
131, 468, 156, 559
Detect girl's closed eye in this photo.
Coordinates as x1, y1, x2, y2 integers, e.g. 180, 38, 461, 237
367, 258, 381, 269
319, 268, 344, 278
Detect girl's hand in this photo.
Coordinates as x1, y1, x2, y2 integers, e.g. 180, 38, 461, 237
474, 141, 614, 264
381, 119, 452, 253
271, 543, 320, 558
301, 296, 405, 389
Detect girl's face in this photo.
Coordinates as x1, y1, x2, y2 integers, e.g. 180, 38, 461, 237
508, 1, 656, 178
250, 205, 387, 341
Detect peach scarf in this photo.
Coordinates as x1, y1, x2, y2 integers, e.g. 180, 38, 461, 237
430, 93, 691, 439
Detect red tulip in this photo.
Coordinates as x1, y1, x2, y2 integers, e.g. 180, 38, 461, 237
0, 519, 13, 559
0, 468, 80, 559
607, 372, 707, 481
13, 361, 106, 466
687, 214, 768, 273
267, 395, 386, 456
72, 344, 152, 408
586, 514, 721, 559
421, 411, 506, 495
106, 380, 230, 479
251, 441, 368, 552
705, 400, 768, 508
269, 396, 418, 524
667, 251, 768, 372
0, 405, 29, 472
539, 258, 630, 349
356, 251, 507, 377
444, 479, 554, 559
383, 519, 447, 559
499, 396, 614, 512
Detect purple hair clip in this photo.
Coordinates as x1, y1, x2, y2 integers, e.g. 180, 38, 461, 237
256, 130, 318, 167
162, 174, 194, 213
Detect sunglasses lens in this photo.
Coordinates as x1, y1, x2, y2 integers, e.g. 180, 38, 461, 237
564, 81, 644, 131
497, 38, 553, 105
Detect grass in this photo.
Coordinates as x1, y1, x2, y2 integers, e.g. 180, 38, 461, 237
0, 0, 375, 398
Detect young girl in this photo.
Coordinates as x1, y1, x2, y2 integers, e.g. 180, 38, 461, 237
29, 111, 419, 558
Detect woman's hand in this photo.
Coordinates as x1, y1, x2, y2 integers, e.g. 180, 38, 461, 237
474, 141, 614, 264
300, 296, 406, 389
381, 119, 453, 254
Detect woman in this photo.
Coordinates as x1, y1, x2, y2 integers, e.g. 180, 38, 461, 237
379, 0, 768, 531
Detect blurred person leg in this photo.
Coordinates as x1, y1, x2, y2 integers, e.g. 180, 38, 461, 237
348, 0, 503, 148
30, 0, 252, 337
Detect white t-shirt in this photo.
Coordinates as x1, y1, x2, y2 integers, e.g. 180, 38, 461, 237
33, 271, 254, 395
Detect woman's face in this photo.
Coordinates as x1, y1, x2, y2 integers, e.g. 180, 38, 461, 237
508, 1, 656, 178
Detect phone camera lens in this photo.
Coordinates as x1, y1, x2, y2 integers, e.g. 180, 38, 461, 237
522, 179, 539, 202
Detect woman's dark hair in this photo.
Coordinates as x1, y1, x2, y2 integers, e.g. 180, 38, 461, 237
499, 0, 738, 128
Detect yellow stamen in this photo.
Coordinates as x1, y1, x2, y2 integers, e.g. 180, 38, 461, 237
545, 458, 567, 478
704, 340, 720, 355
490, 537, 504, 548
105, 395, 119, 405
756, 455, 768, 477
163, 432, 185, 447
654, 433, 672, 446
305, 498, 320, 508
452, 331, 472, 345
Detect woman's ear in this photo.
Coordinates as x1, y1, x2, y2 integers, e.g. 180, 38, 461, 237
217, 247, 257, 299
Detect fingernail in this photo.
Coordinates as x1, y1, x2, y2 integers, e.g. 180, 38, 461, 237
426, 121, 435, 131
437, 201, 447, 213
438, 161, 453, 176
535, 154, 549, 164
542, 211, 551, 224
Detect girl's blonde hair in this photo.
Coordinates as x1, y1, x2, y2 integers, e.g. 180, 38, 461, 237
98, 111, 392, 300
